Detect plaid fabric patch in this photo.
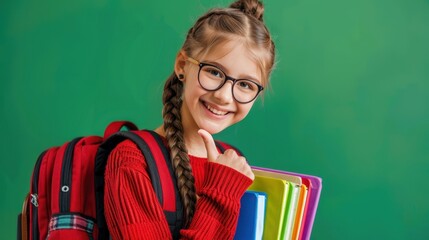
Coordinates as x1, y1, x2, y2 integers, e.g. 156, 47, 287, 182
48, 213, 94, 239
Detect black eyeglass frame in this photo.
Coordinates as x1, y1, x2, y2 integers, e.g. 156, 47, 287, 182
187, 57, 264, 104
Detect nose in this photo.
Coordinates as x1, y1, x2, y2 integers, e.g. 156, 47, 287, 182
212, 80, 234, 104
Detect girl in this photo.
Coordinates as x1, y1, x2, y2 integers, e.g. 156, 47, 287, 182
104, 0, 275, 239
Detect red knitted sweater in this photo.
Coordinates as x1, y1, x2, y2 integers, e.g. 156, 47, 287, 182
104, 139, 253, 240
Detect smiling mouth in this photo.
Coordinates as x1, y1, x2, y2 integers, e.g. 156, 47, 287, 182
202, 101, 230, 116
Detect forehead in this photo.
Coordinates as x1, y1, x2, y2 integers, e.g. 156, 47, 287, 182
198, 41, 263, 83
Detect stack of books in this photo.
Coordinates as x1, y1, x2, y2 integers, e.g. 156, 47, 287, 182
234, 167, 322, 240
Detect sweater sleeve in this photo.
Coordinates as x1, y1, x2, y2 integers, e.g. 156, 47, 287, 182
104, 140, 171, 240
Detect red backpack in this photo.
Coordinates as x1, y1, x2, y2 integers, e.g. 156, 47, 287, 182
17, 121, 184, 240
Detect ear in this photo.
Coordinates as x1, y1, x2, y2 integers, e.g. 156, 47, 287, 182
174, 50, 187, 81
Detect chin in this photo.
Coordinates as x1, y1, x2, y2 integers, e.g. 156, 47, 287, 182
199, 122, 229, 135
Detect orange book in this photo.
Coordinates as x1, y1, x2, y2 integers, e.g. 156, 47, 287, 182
292, 183, 308, 239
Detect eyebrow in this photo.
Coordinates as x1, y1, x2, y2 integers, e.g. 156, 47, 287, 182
204, 60, 261, 84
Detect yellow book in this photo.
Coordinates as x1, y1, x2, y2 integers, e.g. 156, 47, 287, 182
248, 175, 289, 240
252, 168, 302, 240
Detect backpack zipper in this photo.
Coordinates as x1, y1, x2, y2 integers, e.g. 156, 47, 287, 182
60, 137, 82, 212
31, 150, 47, 240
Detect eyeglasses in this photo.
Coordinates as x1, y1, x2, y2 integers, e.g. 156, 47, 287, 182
186, 57, 264, 104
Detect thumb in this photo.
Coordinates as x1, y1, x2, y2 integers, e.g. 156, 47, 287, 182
198, 129, 219, 162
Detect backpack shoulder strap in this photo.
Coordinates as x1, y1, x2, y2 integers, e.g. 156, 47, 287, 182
95, 130, 183, 239
214, 141, 244, 157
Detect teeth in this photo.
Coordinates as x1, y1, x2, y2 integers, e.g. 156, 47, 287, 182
204, 102, 228, 116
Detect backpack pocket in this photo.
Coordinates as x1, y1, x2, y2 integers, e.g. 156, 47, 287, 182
46, 213, 97, 240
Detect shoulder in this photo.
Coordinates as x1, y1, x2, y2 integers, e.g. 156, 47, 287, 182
110, 139, 141, 157
106, 139, 148, 172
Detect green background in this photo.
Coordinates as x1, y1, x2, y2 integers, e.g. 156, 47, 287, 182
2, 0, 428, 239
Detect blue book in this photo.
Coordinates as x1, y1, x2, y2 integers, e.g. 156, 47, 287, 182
234, 191, 267, 240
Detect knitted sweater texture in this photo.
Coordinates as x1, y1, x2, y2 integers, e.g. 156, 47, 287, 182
104, 139, 252, 240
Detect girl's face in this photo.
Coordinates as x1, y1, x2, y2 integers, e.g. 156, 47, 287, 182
178, 41, 263, 134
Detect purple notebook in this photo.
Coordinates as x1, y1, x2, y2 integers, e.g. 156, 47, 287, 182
252, 167, 322, 240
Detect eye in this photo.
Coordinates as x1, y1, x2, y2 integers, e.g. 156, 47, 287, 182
202, 66, 224, 79
237, 81, 255, 90
209, 69, 222, 78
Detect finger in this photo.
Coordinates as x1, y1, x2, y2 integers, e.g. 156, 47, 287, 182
224, 149, 238, 157
197, 129, 219, 161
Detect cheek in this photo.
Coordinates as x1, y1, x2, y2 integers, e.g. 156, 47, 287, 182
235, 103, 254, 121
185, 83, 201, 99
182, 81, 206, 109
183, 69, 203, 95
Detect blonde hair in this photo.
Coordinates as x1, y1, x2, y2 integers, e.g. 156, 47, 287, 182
162, 0, 275, 227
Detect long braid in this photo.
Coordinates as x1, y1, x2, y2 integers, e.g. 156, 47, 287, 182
162, 73, 197, 227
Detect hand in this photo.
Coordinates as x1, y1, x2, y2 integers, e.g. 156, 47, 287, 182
198, 129, 255, 181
